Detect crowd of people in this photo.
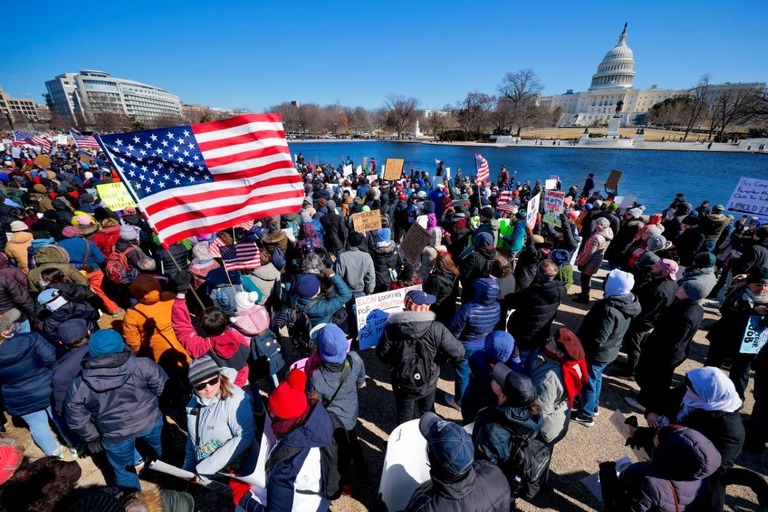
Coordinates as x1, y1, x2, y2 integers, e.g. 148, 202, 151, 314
0, 143, 765, 511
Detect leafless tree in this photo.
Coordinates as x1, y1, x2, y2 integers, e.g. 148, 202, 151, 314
680, 74, 711, 141
497, 69, 545, 136
708, 86, 762, 139
454, 91, 494, 139
382, 94, 421, 138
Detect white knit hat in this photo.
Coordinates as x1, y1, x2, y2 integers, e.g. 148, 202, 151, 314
234, 291, 260, 312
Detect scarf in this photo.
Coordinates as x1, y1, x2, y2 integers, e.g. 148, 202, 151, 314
678, 367, 742, 421
547, 351, 588, 407
743, 286, 768, 305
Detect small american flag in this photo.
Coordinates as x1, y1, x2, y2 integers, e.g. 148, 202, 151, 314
475, 154, 490, 183
70, 128, 100, 149
12, 130, 51, 150
97, 114, 303, 245
220, 242, 261, 271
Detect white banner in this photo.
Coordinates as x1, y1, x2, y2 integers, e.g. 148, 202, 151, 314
726, 177, 768, 216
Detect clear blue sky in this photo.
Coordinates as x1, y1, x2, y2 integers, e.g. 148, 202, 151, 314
2, 1, 766, 111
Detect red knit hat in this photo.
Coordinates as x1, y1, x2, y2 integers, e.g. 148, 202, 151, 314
268, 369, 309, 420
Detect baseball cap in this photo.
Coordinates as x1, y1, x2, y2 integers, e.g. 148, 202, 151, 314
418, 412, 474, 476
492, 362, 536, 408
405, 290, 436, 305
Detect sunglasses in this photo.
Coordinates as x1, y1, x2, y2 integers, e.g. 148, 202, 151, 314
194, 376, 220, 391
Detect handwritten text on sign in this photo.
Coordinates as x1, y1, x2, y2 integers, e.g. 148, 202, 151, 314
543, 190, 565, 227
526, 192, 541, 230
740, 315, 768, 354
351, 210, 383, 232
96, 182, 137, 212
726, 177, 768, 216
356, 285, 421, 349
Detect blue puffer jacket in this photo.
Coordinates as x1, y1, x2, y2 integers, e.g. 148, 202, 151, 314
0, 332, 56, 416
292, 274, 352, 328
239, 402, 334, 512
449, 278, 500, 349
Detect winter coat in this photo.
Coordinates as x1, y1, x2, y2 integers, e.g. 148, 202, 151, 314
27, 245, 89, 293
674, 228, 706, 267
459, 246, 495, 300
461, 350, 525, 424
319, 211, 346, 252
506, 279, 567, 351
183, 385, 258, 477
52, 345, 89, 415
114, 239, 155, 273
405, 460, 511, 512
123, 279, 190, 365
56, 237, 105, 269
578, 293, 641, 364
577, 227, 614, 275
248, 263, 281, 305
292, 274, 352, 327
700, 213, 731, 243
41, 302, 100, 344
528, 354, 570, 443
631, 277, 678, 332
156, 244, 189, 279
372, 242, 401, 292
620, 427, 721, 512
731, 239, 768, 276
0, 254, 27, 288
514, 237, 545, 292
472, 404, 546, 491
259, 403, 334, 512
91, 225, 120, 257
641, 299, 703, 369
706, 283, 766, 359
449, 279, 500, 349
0, 273, 35, 322
605, 219, 644, 266
423, 271, 458, 326
0, 332, 56, 416
65, 350, 167, 442
476, 219, 500, 247
4, 231, 32, 273
335, 248, 375, 294
377, 310, 464, 397
172, 299, 250, 387
309, 352, 366, 430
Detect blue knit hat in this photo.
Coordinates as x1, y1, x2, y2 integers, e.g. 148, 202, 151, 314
316, 324, 349, 364
483, 331, 516, 363
376, 228, 391, 244
89, 329, 125, 357
296, 274, 321, 299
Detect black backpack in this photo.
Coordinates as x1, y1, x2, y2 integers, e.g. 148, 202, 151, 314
504, 430, 552, 500
265, 409, 345, 501
286, 298, 320, 356
392, 338, 431, 395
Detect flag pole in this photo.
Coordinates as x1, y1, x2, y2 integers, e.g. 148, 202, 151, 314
94, 134, 206, 310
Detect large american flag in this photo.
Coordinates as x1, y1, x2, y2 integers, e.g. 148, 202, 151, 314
97, 113, 304, 245
475, 154, 490, 183
220, 242, 261, 271
12, 130, 51, 150
70, 128, 100, 149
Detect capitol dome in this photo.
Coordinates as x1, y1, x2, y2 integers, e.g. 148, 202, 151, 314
589, 23, 635, 90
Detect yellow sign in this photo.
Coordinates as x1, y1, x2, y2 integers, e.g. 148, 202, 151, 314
383, 158, 405, 181
80, 154, 91, 164
351, 210, 383, 232
96, 182, 137, 212
34, 155, 51, 169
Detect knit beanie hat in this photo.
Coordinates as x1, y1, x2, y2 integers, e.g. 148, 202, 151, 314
604, 269, 634, 297
550, 249, 571, 267
474, 232, 493, 248
89, 329, 125, 357
327, 200, 336, 211
480, 206, 495, 219
316, 324, 349, 364
647, 235, 670, 252
269, 369, 309, 420
607, 203, 619, 212
748, 266, 768, 284
188, 355, 221, 386
483, 331, 516, 363
62, 226, 79, 238
680, 279, 710, 302
75, 214, 92, 226
119, 224, 140, 241
9, 220, 27, 232
645, 226, 662, 238
554, 328, 585, 360
376, 228, 391, 244
296, 274, 321, 299
627, 207, 642, 219
693, 252, 716, 268
235, 291, 261, 312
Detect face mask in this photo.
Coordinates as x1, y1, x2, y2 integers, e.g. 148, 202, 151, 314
39, 279, 49, 288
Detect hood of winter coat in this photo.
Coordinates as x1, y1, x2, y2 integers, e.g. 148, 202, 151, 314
35, 245, 70, 265
281, 402, 334, 449
385, 310, 436, 339
472, 278, 500, 305
595, 227, 614, 242
129, 274, 162, 304
299, 223, 317, 240
210, 329, 246, 359
429, 228, 443, 248
652, 427, 721, 481
81, 350, 134, 392
604, 293, 642, 319
375, 241, 396, 254
10, 232, 32, 245
482, 404, 544, 433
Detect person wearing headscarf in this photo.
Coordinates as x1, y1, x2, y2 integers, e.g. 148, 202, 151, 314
528, 328, 587, 445
575, 217, 614, 303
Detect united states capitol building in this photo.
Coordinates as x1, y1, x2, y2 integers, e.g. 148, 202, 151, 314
539, 24, 765, 127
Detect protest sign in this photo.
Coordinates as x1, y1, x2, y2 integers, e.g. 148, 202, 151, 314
356, 285, 421, 349
80, 153, 91, 164
740, 315, 768, 354
96, 182, 137, 211
619, 195, 637, 209
351, 210, 382, 232
605, 170, 622, 192
383, 158, 405, 181
342, 164, 353, 177
400, 222, 431, 264
34, 155, 51, 169
726, 177, 768, 216
11, 147, 20, 159
57, 135, 69, 146
543, 190, 565, 226
545, 178, 558, 190
526, 192, 541, 230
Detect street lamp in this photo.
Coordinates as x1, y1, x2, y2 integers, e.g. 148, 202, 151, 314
2, 109, 13, 131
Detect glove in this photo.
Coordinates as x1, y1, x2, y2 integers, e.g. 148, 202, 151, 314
87, 440, 103, 455
173, 271, 191, 293
320, 268, 334, 279
626, 426, 657, 452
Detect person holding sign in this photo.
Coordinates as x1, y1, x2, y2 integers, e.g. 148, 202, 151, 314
705, 266, 768, 400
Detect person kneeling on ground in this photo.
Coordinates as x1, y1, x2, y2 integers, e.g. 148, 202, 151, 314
405, 412, 511, 512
